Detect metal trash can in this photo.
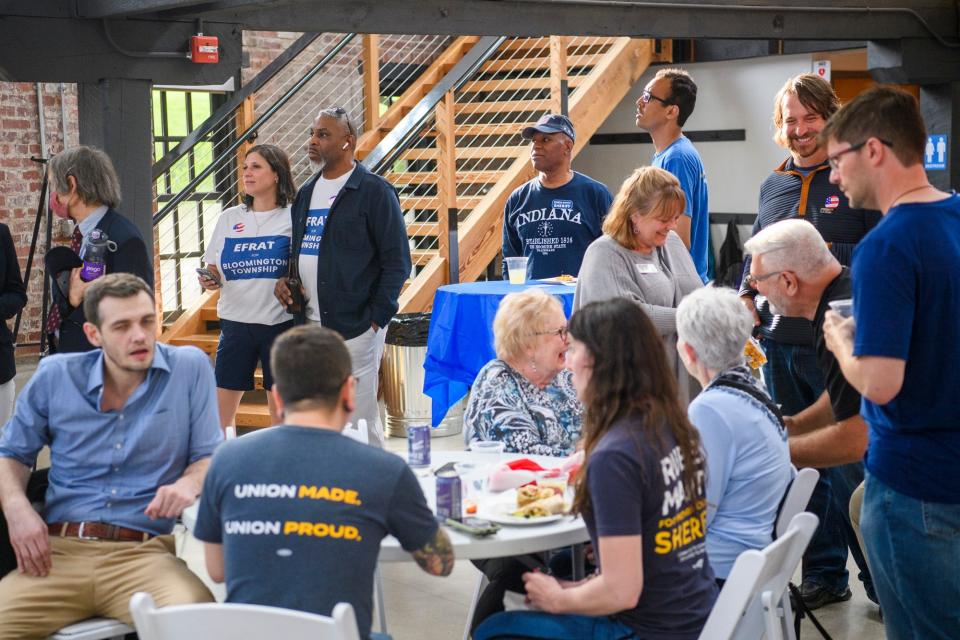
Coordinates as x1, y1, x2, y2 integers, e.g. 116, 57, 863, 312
382, 313, 464, 438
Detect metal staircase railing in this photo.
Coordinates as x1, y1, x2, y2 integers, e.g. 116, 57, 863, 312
153, 33, 453, 321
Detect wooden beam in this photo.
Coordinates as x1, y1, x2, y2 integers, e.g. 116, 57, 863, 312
435, 91, 456, 272
399, 256, 447, 313
653, 39, 674, 63
400, 145, 528, 161
234, 94, 255, 195
460, 75, 586, 95
362, 34, 380, 133
549, 36, 568, 113
160, 289, 218, 344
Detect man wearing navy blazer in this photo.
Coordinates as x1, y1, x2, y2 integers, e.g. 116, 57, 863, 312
45, 147, 153, 353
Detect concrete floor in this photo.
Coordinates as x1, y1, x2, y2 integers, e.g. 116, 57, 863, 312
11, 357, 885, 639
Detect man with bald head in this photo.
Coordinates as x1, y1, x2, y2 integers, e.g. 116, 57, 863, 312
275, 108, 411, 447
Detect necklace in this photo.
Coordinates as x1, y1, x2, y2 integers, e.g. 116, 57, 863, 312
889, 183, 933, 208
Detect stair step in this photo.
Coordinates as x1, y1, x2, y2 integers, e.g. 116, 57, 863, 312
169, 333, 219, 355
455, 99, 553, 115
236, 402, 271, 428
400, 196, 484, 210
199, 307, 219, 321
254, 369, 264, 390
481, 53, 604, 74
400, 145, 527, 161
411, 249, 438, 266
390, 170, 503, 186
460, 75, 586, 95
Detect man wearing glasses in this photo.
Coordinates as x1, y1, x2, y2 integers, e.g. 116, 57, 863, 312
275, 108, 411, 448
634, 68, 709, 283
821, 87, 960, 640
739, 74, 879, 612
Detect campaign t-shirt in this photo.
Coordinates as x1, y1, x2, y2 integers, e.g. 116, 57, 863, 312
583, 416, 717, 638
204, 204, 293, 325
194, 426, 438, 639
653, 136, 710, 283
813, 267, 861, 422
299, 169, 354, 322
852, 195, 960, 503
502, 172, 611, 280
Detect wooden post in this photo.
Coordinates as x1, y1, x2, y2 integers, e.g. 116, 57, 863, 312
434, 91, 459, 284
234, 95, 255, 196
549, 36, 569, 114
363, 35, 381, 133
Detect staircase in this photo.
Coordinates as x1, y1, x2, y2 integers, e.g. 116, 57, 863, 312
160, 33, 659, 429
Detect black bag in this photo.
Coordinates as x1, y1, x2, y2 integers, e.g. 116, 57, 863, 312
715, 220, 744, 289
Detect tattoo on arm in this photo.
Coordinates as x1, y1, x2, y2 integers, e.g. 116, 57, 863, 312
411, 527, 455, 577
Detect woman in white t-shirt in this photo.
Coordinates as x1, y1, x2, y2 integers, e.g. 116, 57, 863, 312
199, 144, 296, 429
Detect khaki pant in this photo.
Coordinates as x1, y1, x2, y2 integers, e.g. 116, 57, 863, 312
849, 480, 868, 560
0, 535, 213, 640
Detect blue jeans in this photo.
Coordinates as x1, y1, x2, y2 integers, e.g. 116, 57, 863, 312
861, 473, 960, 639
761, 339, 874, 599
474, 611, 637, 640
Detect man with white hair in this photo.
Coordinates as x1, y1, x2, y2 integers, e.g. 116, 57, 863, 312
744, 218, 874, 604
676, 287, 792, 583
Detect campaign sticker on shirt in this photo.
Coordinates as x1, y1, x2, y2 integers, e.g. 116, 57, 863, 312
551, 199, 574, 210
824, 195, 840, 210
636, 263, 659, 274
221, 235, 290, 281
301, 208, 330, 256
232, 222, 245, 233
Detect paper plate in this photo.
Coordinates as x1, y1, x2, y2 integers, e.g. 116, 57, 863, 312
478, 493, 568, 526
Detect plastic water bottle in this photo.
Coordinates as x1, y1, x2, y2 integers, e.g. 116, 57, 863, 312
80, 229, 109, 282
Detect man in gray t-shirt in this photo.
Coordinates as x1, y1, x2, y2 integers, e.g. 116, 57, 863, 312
194, 325, 453, 639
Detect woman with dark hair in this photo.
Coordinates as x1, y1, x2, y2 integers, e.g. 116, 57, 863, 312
200, 144, 297, 429
474, 298, 718, 640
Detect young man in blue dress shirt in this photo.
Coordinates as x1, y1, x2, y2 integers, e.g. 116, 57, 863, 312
0, 273, 222, 638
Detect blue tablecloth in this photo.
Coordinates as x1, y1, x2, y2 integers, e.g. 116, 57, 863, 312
423, 281, 575, 427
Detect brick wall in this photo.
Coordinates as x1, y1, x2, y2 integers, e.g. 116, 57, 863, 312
0, 82, 78, 354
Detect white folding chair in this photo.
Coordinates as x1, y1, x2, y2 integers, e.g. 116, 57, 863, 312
698, 512, 819, 640
48, 617, 133, 640
776, 467, 820, 538
129, 592, 362, 640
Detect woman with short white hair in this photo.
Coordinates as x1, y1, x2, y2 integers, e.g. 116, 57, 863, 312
676, 286, 793, 583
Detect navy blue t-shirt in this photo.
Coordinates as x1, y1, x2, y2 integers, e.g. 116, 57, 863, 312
583, 416, 717, 638
502, 172, 611, 280
194, 426, 438, 638
852, 195, 960, 503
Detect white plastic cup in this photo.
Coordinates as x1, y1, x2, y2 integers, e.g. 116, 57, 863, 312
505, 257, 529, 285
827, 298, 854, 318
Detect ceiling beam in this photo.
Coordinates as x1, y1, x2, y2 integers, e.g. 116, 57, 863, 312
76, 0, 212, 19
160, 0, 958, 42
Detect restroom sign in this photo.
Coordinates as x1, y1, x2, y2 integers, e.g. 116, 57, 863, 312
925, 135, 947, 171
812, 60, 831, 82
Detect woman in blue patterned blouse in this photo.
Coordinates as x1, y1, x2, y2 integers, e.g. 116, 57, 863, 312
465, 288, 583, 457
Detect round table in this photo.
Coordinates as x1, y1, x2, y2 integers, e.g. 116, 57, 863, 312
423, 281, 576, 427
378, 451, 588, 562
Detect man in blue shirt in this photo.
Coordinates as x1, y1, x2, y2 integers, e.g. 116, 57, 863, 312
0, 273, 222, 638
502, 114, 612, 280
635, 68, 710, 283
822, 87, 960, 639
194, 325, 453, 639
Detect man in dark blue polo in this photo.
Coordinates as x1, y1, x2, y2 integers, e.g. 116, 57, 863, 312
275, 108, 411, 448
502, 113, 612, 281
0, 273, 222, 638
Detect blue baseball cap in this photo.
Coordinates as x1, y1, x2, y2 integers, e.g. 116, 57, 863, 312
521, 113, 576, 142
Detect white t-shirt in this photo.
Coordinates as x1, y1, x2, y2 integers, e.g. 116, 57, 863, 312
298, 169, 354, 322
204, 204, 293, 325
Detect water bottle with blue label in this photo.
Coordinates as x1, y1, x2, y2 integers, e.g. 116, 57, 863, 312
80, 229, 109, 282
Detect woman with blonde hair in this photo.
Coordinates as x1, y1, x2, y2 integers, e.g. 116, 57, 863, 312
464, 287, 582, 456
575, 166, 702, 402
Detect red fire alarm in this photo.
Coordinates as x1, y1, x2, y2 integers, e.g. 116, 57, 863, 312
190, 34, 219, 64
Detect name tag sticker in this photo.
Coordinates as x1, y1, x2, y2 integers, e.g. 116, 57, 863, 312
636, 263, 659, 274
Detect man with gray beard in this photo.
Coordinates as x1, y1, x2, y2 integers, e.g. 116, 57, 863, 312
274, 108, 411, 447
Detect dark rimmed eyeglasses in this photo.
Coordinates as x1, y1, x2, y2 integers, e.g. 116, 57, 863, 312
744, 270, 784, 288
827, 138, 894, 171
640, 90, 672, 107
534, 327, 568, 341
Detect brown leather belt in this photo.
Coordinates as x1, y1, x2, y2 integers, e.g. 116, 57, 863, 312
48, 522, 152, 542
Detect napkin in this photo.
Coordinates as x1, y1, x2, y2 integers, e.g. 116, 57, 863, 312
486, 452, 585, 492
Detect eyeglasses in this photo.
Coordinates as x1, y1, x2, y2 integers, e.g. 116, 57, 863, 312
534, 326, 568, 341
640, 90, 672, 107
744, 270, 783, 288
827, 138, 894, 171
